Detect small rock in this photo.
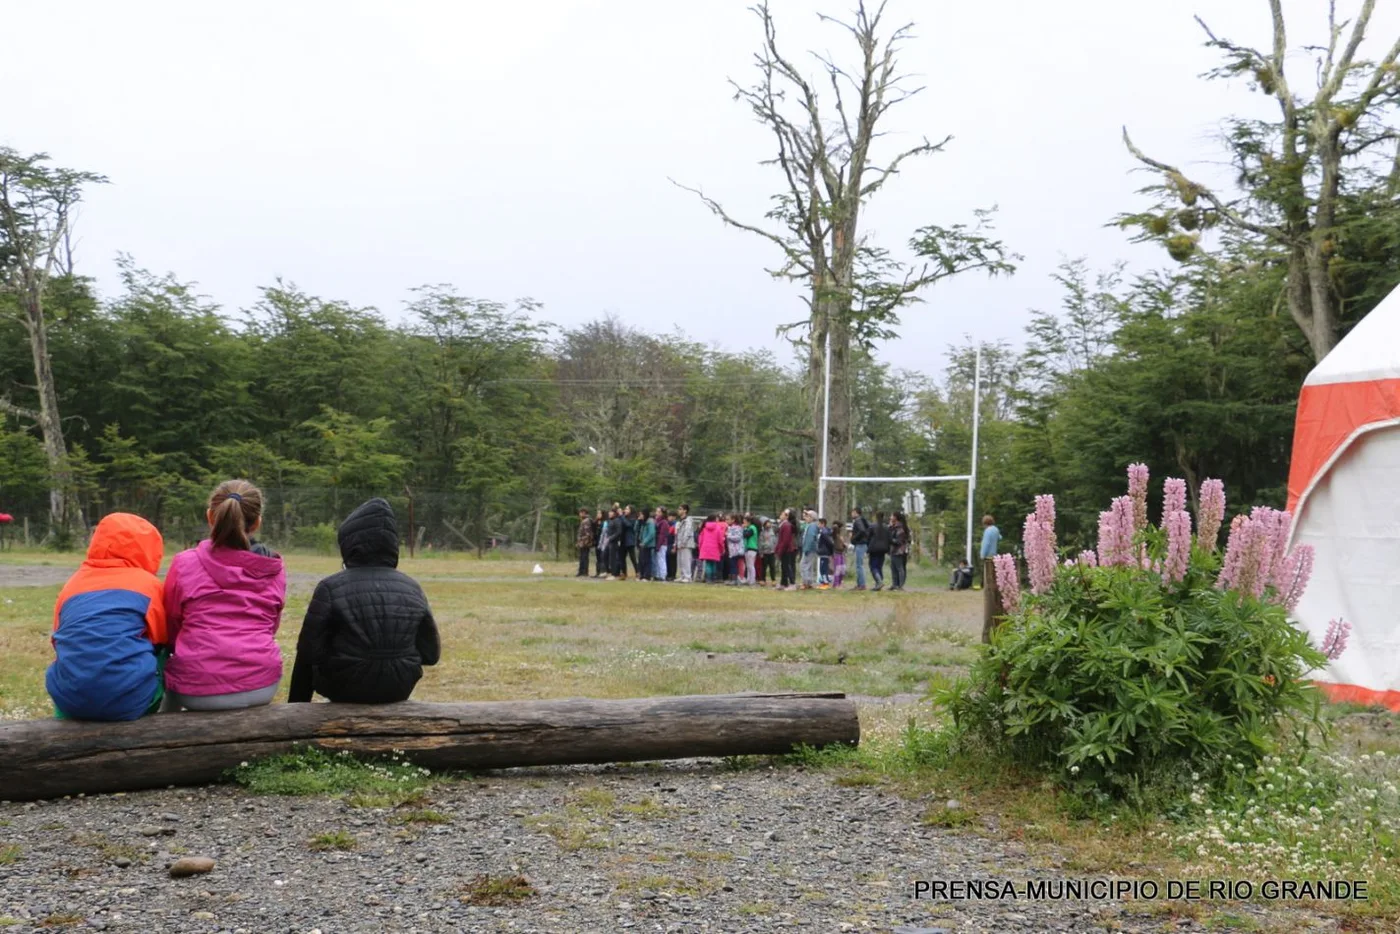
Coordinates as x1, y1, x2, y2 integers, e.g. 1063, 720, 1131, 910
945, 799, 962, 811
113, 857, 133, 868
764, 830, 780, 842
414, 853, 428, 863
721, 884, 734, 892
160, 813, 181, 822
190, 911, 215, 920
169, 856, 216, 878
139, 825, 175, 837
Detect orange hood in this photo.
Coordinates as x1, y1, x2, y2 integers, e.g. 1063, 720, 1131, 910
85, 513, 164, 574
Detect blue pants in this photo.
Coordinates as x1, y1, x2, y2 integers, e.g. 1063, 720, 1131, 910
853, 544, 868, 588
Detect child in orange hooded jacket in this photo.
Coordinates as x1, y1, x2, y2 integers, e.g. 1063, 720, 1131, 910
46, 513, 167, 721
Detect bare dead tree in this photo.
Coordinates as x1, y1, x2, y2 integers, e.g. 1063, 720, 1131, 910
675, 1, 1014, 510
0, 148, 107, 535
1123, 0, 1400, 362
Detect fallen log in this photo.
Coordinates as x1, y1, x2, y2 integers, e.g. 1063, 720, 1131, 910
0, 692, 858, 801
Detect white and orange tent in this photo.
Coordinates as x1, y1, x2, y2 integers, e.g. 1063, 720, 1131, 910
1287, 290, 1400, 711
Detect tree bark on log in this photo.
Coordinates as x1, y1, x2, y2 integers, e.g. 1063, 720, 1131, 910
0, 693, 859, 802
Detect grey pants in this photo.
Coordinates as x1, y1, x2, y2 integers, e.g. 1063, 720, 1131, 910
800, 552, 818, 586
678, 548, 695, 582
164, 683, 278, 712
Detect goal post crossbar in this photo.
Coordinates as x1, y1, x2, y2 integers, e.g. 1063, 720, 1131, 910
817, 345, 983, 566
818, 473, 977, 566
820, 475, 970, 484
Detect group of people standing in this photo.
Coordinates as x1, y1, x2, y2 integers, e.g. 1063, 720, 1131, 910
575, 504, 914, 592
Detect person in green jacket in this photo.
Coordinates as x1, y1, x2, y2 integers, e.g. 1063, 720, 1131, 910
742, 513, 760, 586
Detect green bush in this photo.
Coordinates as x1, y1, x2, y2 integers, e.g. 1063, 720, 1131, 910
936, 469, 1331, 802
940, 566, 1327, 800
290, 522, 338, 555
45, 526, 78, 553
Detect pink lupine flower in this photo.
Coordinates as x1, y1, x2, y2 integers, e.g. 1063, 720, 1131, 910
1096, 510, 1116, 568
1163, 478, 1187, 523
1320, 618, 1351, 661
1077, 550, 1098, 568
1249, 507, 1291, 594
993, 553, 1020, 610
1197, 479, 1225, 552
1023, 494, 1059, 595
1240, 516, 1270, 598
1279, 544, 1314, 612
1096, 497, 1135, 568
1216, 510, 1290, 599
1113, 496, 1136, 565
1095, 496, 1136, 567
1163, 509, 1192, 583
1263, 509, 1296, 594
1217, 514, 1250, 590
1023, 514, 1057, 596
1127, 463, 1150, 531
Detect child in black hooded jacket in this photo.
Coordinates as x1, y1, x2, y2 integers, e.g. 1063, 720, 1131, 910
288, 498, 440, 704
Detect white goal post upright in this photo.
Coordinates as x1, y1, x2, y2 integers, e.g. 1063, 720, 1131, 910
818, 344, 982, 566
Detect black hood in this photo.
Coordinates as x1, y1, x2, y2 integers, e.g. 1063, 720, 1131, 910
338, 498, 399, 568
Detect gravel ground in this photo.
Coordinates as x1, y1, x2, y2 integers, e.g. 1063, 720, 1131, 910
0, 762, 1344, 934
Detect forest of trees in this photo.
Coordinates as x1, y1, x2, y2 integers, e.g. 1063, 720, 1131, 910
2, 0, 1399, 558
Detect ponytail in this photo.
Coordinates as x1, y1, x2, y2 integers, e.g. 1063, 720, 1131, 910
208, 479, 263, 550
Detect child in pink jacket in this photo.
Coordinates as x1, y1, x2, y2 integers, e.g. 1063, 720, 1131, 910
697, 515, 725, 583
163, 480, 286, 711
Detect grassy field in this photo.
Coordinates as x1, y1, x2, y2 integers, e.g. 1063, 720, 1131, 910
0, 549, 980, 719
4, 547, 1399, 929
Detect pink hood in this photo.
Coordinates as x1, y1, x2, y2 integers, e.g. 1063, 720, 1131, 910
698, 522, 725, 562
163, 540, 287, 696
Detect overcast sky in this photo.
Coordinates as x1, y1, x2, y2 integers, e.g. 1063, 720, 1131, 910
7, 0, 1398, 376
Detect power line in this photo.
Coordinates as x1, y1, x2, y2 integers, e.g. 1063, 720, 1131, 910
481, 378, 795, 387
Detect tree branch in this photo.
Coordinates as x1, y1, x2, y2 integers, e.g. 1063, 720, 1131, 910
859, 135, 950, 196
1320, 0, 1342, 88
0, 396, 40, 422
1321, 0, 1376, 100
1347, 31, 1400, 115
1121, 128, 1285, 240
669, 179, 812, 279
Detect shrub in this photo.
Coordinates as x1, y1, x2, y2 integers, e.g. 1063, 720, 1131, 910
290, 522, 338, 555
938, 467, 1336, 801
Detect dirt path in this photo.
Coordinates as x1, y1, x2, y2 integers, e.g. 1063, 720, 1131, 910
0, 763, 1341, 933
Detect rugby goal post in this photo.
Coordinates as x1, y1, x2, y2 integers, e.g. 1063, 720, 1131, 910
818, 345, 982, 565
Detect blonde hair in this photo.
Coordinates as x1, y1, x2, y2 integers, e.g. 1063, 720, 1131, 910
208, 479, 264, 550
